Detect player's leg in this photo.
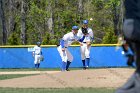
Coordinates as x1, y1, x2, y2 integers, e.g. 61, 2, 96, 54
115, 73, 135, 93
65, 48, 73, 71
128, 42, 140, 92
115, 43, 140, 93
80, 44, 86, 69
57, 46, 67, 71
132, 43, 140, 92
85, 46, 91, 68
34, 55, 38, 69
134, 43, 140, 74
37, 55, 41, 69
66, 61, 71, 71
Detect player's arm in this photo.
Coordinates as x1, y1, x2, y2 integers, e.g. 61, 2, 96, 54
78, 35, 85, 46
89, 29, 94, 42
61, 34, 69, 51
40, 48, 43, 55
32, 47, 35, 57
60, 39, 65, 51
32, 52, 35, 57
77, 29, 86, 46
124, 0, 136, 19
85, 35, 91, 47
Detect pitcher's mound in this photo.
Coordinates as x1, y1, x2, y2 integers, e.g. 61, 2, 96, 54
0, 68, 134, 88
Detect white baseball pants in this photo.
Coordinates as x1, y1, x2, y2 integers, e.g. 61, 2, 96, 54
80, 43, 91, 60
57, 46, 73, 63
34, 55, 41, 64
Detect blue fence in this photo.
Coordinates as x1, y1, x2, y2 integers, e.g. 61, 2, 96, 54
0, 46, 128, 68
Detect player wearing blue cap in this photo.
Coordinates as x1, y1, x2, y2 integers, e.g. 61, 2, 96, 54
32, 42, 42, 69
57, 26, 81, 71
83, 20, 88, 24
77, 20, 94, 70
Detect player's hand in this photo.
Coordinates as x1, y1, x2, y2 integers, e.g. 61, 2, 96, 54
79, 42, 83, 46
62, 48, 65, 52
87, 44, 91, 48
87, 42, 91, 48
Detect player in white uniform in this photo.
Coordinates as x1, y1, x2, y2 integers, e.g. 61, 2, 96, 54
57, 26, 80, 71
32, 42, 42, 69
77, 20, 94, 69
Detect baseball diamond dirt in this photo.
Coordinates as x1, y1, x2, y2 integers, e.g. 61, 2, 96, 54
0, 68, 134, 88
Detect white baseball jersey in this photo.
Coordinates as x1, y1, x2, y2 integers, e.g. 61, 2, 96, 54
77, 27, 93, 60
33, 45, 42, 64
57, 31, 79, 63
62, 31, 80, 47
77, 27, 94, 40
33, 45, 42, 55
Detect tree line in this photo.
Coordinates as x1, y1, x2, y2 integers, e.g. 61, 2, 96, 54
0, 0, 124, 45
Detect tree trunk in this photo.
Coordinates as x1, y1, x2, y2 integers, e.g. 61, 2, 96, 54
8, 0, 15, 34
118, 0, 124, 35
21, 0, 26, 44
112, 3, 119, 36
47, 1, 54, 35
78, 0, 83, 20
0, 0, 7, 45
78, 0, 83, 14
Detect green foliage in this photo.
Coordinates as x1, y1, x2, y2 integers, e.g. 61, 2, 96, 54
102, 29, 117, 44
42, 32, 58, 45
25, 0, 49, 44
7, 32, 20, 45
49, 39, 58, 45
1, 0, 122, 45
42, 32, 51, 45
93, 0, 104, 11
28, 1, 48, 22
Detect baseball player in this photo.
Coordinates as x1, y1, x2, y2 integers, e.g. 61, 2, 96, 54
115, 0, 140, 92
32, 42, 42, 69
57, 26, 80, 71
77, 20, 94, 69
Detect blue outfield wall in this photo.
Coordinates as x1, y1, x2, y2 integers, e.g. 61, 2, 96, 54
0, 46, 128, 68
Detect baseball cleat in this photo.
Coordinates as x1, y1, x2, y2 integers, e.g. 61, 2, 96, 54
83, 67, 87, 70
66, 69, 70, 71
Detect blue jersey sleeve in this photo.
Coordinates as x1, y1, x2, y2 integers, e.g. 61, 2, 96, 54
91, 37, 94, 42
60, 39, 65, 48
78, 36, 85, 42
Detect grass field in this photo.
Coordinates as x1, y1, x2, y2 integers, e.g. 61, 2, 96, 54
0, 74, 38, 80
0, 68, 59, 71
0, 87, 115, 93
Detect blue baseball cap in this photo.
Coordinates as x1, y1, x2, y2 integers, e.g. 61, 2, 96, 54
83, 20, 88, 24
72, 26, 79, 30
36, 42, 41, 45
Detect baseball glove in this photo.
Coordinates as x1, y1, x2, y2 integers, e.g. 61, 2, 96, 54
82, 27, 88, 34
40, 55, 44, 61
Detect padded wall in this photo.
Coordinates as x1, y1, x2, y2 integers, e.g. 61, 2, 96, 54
0, 46, 127, 68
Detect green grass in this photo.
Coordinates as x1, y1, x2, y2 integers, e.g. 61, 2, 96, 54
0, 68, 59, 71
0, 74, 37, 80
0, 88, 116, 93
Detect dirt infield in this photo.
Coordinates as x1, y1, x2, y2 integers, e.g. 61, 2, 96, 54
0, 68, 135, 88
